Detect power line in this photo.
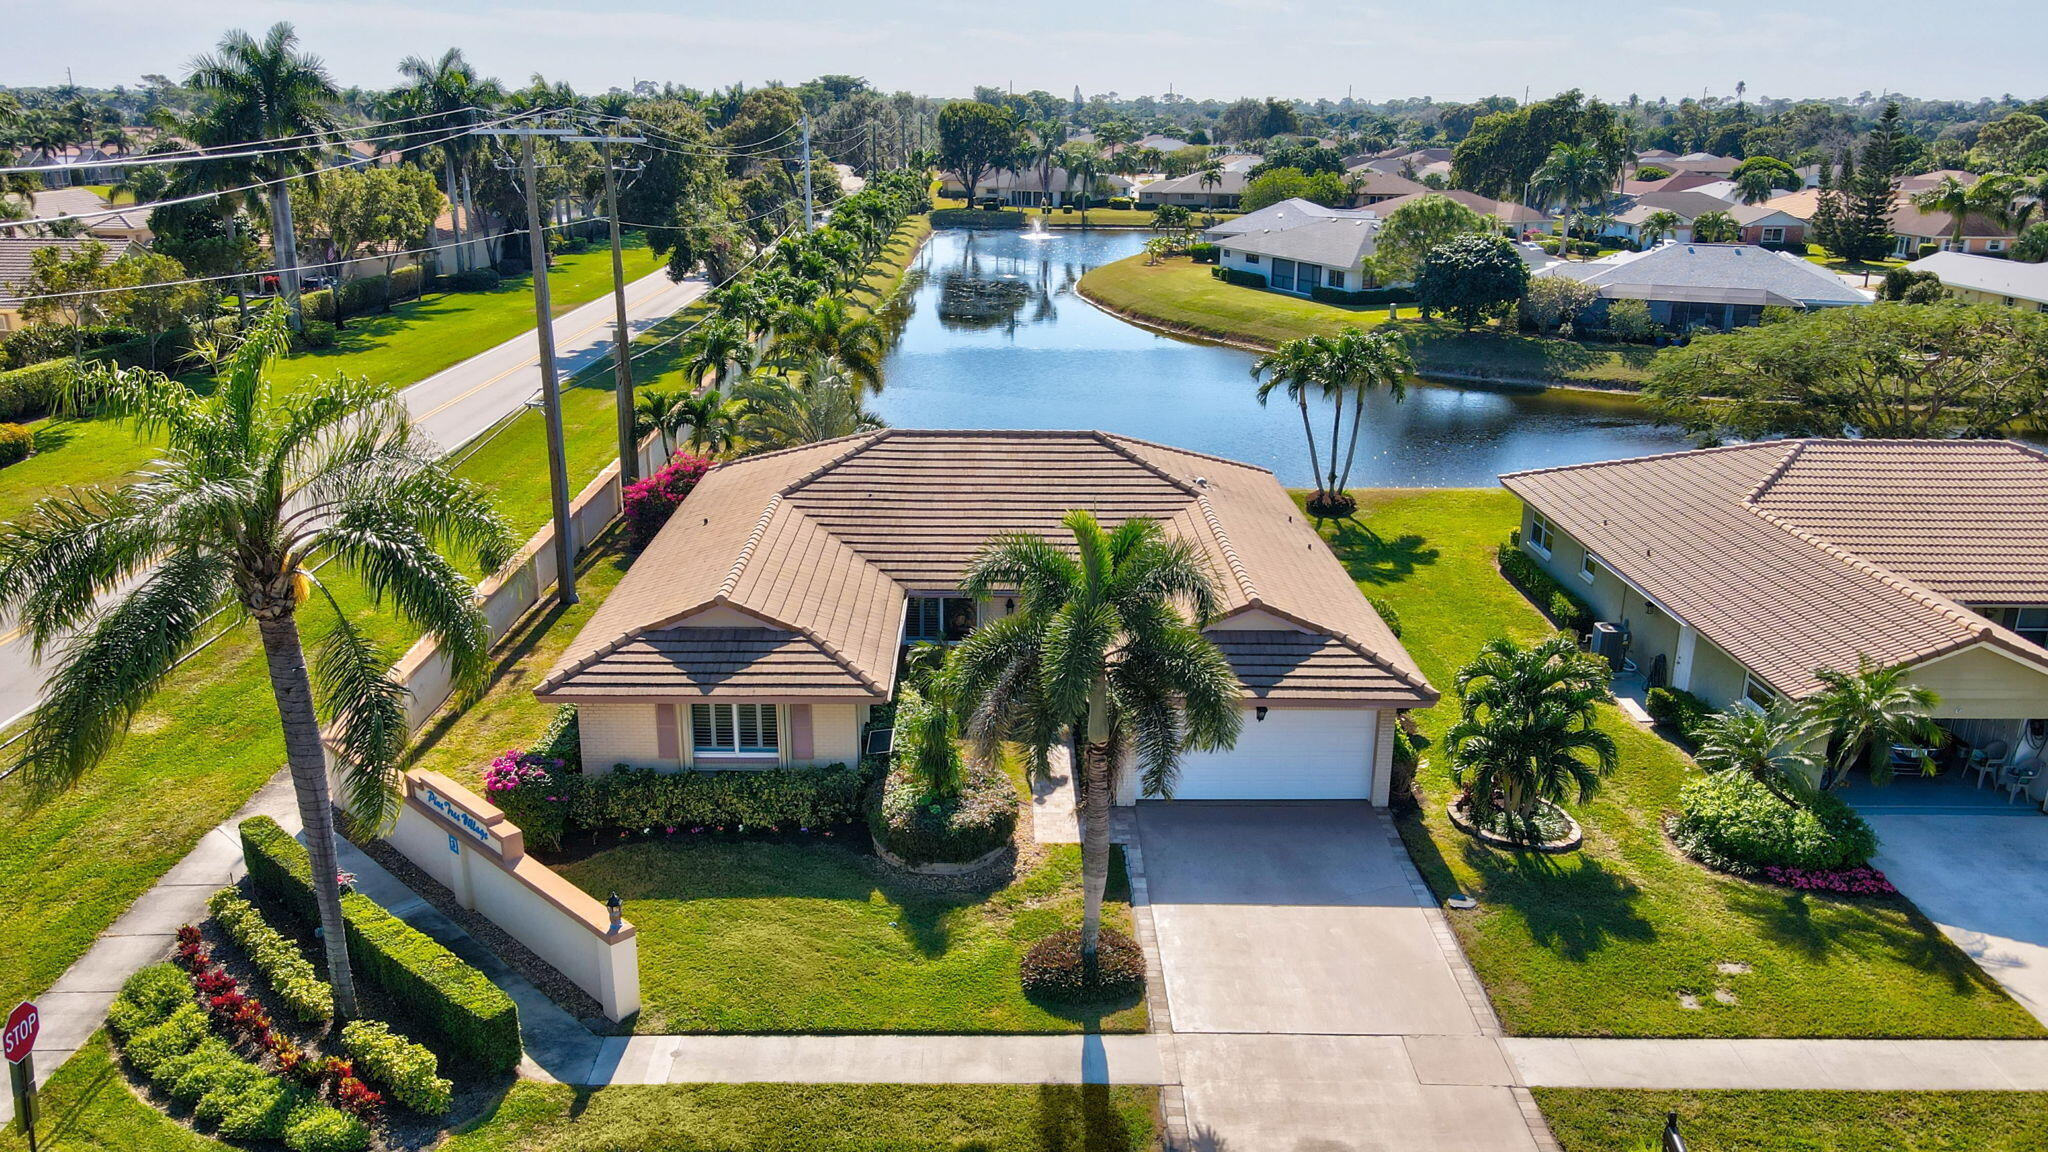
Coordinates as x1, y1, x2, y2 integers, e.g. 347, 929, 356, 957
0, 106, 490, 176
2, 108, 550, 229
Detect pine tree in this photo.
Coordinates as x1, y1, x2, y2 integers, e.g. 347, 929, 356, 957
1838, 104, 1905, 261
1811, 154, 1845, 255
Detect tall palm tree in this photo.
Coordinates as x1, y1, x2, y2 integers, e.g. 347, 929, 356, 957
0, 306, 511, 1015
732, 356, 885, 451
1909, 173, 2021, 250
1198, 164, 1224, 207
1061, 142, 1106, 227
1529, 143, 1614, 262
1804, 657, 1943, 789
186, 23, 341, 329
1447, 634, 1618, 824
391, 49, 494, 274
951, 511, 1240, 959
1692, 703, 1821, 806
770, 295, 887, 392
677, 316, 757, 393
1251, 338, 1327, 510
1321, 330, 1413, 496
1030, 119, 1069, 211
1639, 209, 1682, 246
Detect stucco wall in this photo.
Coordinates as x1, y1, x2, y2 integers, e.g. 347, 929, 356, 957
1685, 634, 1752, 710
578, 702, 669, 771
1908, 646, 2048, 720
578, 700, 865, 773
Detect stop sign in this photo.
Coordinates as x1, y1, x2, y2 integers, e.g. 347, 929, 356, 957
3, 1001, 37, 1063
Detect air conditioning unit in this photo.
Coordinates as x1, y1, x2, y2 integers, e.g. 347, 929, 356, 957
1591, 621, 1627, 670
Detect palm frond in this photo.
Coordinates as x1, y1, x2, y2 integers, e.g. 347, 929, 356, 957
312, 609, 409, 832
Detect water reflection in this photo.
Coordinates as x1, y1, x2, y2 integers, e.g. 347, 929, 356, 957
872, 228, 1695, 488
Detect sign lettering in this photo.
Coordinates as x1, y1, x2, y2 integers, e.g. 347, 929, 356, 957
3, 1002, 36, 1064
421, 785, 495, 849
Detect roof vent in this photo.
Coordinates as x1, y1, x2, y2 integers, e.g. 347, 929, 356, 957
1193, 476, 1210, 488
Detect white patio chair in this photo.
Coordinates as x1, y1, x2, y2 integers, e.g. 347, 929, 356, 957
2001, 759, 2041, 805
1966, 742, 2009, 789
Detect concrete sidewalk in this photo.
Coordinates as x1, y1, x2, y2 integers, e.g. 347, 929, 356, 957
581, 1034, 1164, 1086
1503, 1037, 2048, 1091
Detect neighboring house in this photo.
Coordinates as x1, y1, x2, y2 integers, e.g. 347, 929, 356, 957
1665, 151, 1741, 176
1729, 202, 1808, 247
1540, 242, 1869, 330
0, 234, 143, 332
1201, 197, 1376, 242
1685, 179, 1745, 203
1900, 169, 1981, 193
23, 187, 153, 243
1635, 148, 1679, 164
937, 167, 1136, 207
1138, 168, 1248, 209
1605, 190, 1742, 245
1340, 168, 1429, 206
1215, 216, 1381, 296
1888, 204, 2017, 258
1368, 189, 1557, 237
537, 429, 1437, 804
1761, 188, 1821, 227
1904, 250, 2048, 311
1502, 440, 2048, 798
1620, 172, 1728, 197
12, 145, 123, 187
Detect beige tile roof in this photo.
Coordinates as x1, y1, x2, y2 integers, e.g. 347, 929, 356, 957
1502, 440, 2048, 698
540, 430, 1436, 707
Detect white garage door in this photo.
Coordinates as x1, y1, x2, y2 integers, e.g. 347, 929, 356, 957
1160, 707, 1378, 800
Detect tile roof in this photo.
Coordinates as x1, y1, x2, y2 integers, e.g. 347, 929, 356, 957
1502, 440, 2048, 698
1890, 203, 2016, 241
1905, 250, 2048, 304
27, 187, 151, 234
1343, 169, 1429, 197
0, 236, 139, 308
541, 430, 1436, 707
1544, 242, 1869, 307
1202, 197, 1376, 239
1369, 190, 1552, 224
1616, 190, 1742, 223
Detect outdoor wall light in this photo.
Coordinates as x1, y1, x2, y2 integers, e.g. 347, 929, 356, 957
1255, 706, 1268, 722
607, 891, 624, 935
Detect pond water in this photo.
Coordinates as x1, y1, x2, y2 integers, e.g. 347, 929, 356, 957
870, 228, 1694, 488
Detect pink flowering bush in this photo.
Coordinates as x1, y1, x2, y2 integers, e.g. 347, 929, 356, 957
623, 452, 711, 551
485, 748, 572, 851
1760, 865, 1898, 896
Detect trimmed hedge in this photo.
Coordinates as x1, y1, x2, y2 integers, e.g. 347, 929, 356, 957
239, 816, 521, 1072
0, 359, 74, 422
567, 762, 872, 834
1671, 774, 1879, 873
0, 422, 33, 466
1645, 686, 1711, 740
341, 1019, 452, 1115
207, 887, 333, 1023
1496, 536, 1593, 633
1019, 927, 1145, 1005
1210, 265, 1267, 288
931, 207, 1024, 230
870, 758, 1019, 866
108, 963, 193, 1041
450, 267, 501, 293
1311, 284, 1417, 307
285, 1102, 372, 1152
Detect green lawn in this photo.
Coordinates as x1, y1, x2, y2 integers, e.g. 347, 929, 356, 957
1534, 1088, 2048, 1152
0, 1035, 1161, 1152
442, 1081, 1159, 1151
556, 829, 1145, 1034
0, 417, 164, 529
1804, 245, 1907, 280
1330, 488, 2042, 1039
1079, 254, 1654, 388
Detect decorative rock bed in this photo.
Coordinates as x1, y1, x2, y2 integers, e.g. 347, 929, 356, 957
871, 833, 1013, 876
1447, 796, 1583, 853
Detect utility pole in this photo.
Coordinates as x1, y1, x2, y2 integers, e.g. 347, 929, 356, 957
565, 130, 647, 485
478, 123, 580, 606
801, 113, 815, 231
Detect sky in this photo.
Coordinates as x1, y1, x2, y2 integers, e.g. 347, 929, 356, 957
4, 0, 2045, 104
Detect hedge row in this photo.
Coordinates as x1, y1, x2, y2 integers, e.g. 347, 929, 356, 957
301, 265, 428, 324
931, 207, 1024, 229
1311, 284, 1417, 307
1211, 265, 1266, 288
1645, 686, 1712, 740
206, 888, 332, 1023
0, 359, 74, 422
1671, 774, 1879, 873
1497, 535, 1593, 633
340, 1020, 452, 1115
238, 816, 521, 1072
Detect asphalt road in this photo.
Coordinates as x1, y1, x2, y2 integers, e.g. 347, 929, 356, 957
0, 266, 705, 731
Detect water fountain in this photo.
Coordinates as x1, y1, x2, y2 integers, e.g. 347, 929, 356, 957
1023, 214, 1052, 240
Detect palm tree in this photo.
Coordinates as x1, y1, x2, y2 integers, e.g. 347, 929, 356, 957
1910, 173, 2025, 250
732, 356, 885, 451
1692, 704, 1821, 805
951, 511, 1240, 959
1251, 338, 1327, 511
1691, 210, 1739, 243
770, 296, 887, 392
1736, 167, 1781, 205
1030, 119, 1069, 211
1198, 164, 1224, 208
1447, 634, 1618, 825
186, 23, 341, 329
1061, 142, 1106, 226
391, 49, 494, 274
1639, 209, 1682, 246
677, 316, 756, 393
1252, 331, 1412, 515
669, 389, 742, 455
1529, 143, 1614, 262
0, 306, 511, 1016
1804, 657, 1943, 789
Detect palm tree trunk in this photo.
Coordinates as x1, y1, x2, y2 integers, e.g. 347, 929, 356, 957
267, 183, 304, 331
443, 152, 465, 274
1337, 389, 1367, 494
461, 169, 488, 266
253, 608, 361, 1018
1327, 392, 1344, 496
1296, 394, 1324, 503
1078, 674, 1114, 961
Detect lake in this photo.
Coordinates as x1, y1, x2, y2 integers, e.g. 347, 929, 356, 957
869, 227, 1693, 488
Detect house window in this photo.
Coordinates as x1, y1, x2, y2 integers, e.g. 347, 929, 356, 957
2014, 607, 2048, 647
906, 596, 976, 642
1271, 258, 1296, 292
1741, 673, 1777, 713
691, 703, 779, 757
1988, 239, 2005, 252
1580, 551, 1600, 583
1527, 512, 1556, 557
1243, 253, 1260, 264
1761, 227, 1785, 243
1326, 268, 1346, 288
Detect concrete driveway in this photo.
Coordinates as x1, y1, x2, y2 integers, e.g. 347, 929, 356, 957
1858, 788, 2048, 1026
1138, 802, 1541, 1151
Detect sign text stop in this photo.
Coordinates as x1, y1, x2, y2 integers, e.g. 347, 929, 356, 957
3, 1002, 37, 1064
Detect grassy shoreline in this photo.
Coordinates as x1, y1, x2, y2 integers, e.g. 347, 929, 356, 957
1079, 253, 1656, 392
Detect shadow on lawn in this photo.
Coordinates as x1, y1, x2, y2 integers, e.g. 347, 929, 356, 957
1031, 1077, 1149, 1152
1463, 843, 1657, 962
1323, 518, 1438, 586
1720, 883, 2012, 997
